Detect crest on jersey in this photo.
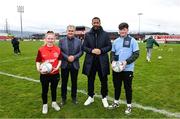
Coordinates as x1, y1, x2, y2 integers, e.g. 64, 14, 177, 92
54, 52, 59, 57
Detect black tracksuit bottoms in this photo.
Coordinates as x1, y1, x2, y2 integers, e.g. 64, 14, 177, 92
13, 45, 20, 54
40, 73, 60, 104
112, 71, 133, 104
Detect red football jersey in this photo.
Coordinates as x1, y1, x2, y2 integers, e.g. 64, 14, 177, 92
36, 45, 62, 75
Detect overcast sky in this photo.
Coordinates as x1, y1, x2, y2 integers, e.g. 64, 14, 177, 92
0, 0, 180, 34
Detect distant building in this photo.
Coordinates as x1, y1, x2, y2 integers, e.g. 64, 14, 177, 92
107, 32, 145, 41
0, 33, 13, 41
31, 33, 45, 40
59, 32, 66, 40
75, 26, 90, 40
146, 35, 180, 43
31, 33, 60, 40
107, 32, 119, 40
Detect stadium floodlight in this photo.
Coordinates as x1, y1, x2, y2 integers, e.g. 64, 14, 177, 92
5, 18, 9, 34
138, 13, 143, 34
17, 5, 24, 39
157, 24, 161, 32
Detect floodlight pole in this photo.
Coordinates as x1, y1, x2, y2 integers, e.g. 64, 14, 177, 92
157, 24, 160, 32
138, 13, 143, 34
17, 5, 24, 39
5, 18, 9, 34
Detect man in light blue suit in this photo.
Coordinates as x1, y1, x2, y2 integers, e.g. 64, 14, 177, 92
59, 25, 83, 105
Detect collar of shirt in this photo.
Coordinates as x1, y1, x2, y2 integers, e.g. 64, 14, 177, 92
67, 37, 75, 40
44, 44, 55, 51
119, 35, 128, 39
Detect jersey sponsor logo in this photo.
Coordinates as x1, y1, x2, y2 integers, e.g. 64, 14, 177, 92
53, 52, 59, 57
123, 37, 131, 48
125, 41, 130, 45
45, 59, 55, 63
123, 40, 130, 48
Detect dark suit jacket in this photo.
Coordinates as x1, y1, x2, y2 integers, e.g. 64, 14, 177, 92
82, 27, 112, 76
59, 37, 83, 70
11, 38, 19, 47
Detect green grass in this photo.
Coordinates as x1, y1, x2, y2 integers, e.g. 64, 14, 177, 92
0, 41, 180, 118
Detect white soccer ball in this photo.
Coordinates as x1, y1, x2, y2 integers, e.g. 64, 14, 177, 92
158, 56, 162, 59
40, 62, 53, 74
112, 61, 124, 72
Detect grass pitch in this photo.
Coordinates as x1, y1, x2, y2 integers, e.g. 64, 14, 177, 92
0, 41, 180, 118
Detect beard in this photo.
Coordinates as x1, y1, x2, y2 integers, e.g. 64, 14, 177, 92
93, 26, 100, 30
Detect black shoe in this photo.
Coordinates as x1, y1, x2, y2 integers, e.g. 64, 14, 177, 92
108, 102, 119, 109
72, 98, 78, 104
61, 99, 66, 106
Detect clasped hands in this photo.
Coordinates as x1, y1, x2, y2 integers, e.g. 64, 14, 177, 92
68, 55, 75, 62
92, 48, 101, 55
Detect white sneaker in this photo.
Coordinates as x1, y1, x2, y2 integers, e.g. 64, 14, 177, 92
42, 104, 48, 114
102, 97, 109, 108
146, 58, 151, 62
52, 102, 60, 111
125, 106, 132, 114
84, 96, 94, 106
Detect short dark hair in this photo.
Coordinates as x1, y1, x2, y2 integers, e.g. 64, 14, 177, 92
118, 22, 129, 30
47, 31, 54, 34
92, 17, 101, 22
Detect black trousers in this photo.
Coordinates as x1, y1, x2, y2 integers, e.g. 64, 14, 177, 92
13, 45, 20, 54
87, 58, 108, 98
112, 71, 133, 104
61, 64, 78, 100
40, 73, 60, 104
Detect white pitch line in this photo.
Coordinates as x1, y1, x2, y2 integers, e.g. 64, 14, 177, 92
0, 71, 180, 118
0, 57, 34, 64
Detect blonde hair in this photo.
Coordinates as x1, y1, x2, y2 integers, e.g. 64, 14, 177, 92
45, 31, 55, 38
43, 31, 56, 46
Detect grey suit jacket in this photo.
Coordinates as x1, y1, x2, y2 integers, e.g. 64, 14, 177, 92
59, 37, 83, 70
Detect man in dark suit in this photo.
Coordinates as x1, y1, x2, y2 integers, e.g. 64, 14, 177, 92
82, 17, 112, 108
11, 37, 21, 54
59, 25, 83, 105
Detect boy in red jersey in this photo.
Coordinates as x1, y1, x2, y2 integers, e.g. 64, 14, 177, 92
36, 31, 62, 114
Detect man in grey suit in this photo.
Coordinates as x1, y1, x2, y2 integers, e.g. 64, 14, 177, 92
59, 25, 83, 105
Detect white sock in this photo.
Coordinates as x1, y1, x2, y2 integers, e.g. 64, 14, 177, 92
43, 104, 47, 106
127, 104, 132, 107
114, 100, 119, 104
102, 97, 107, 99
52, 101, 56, 105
